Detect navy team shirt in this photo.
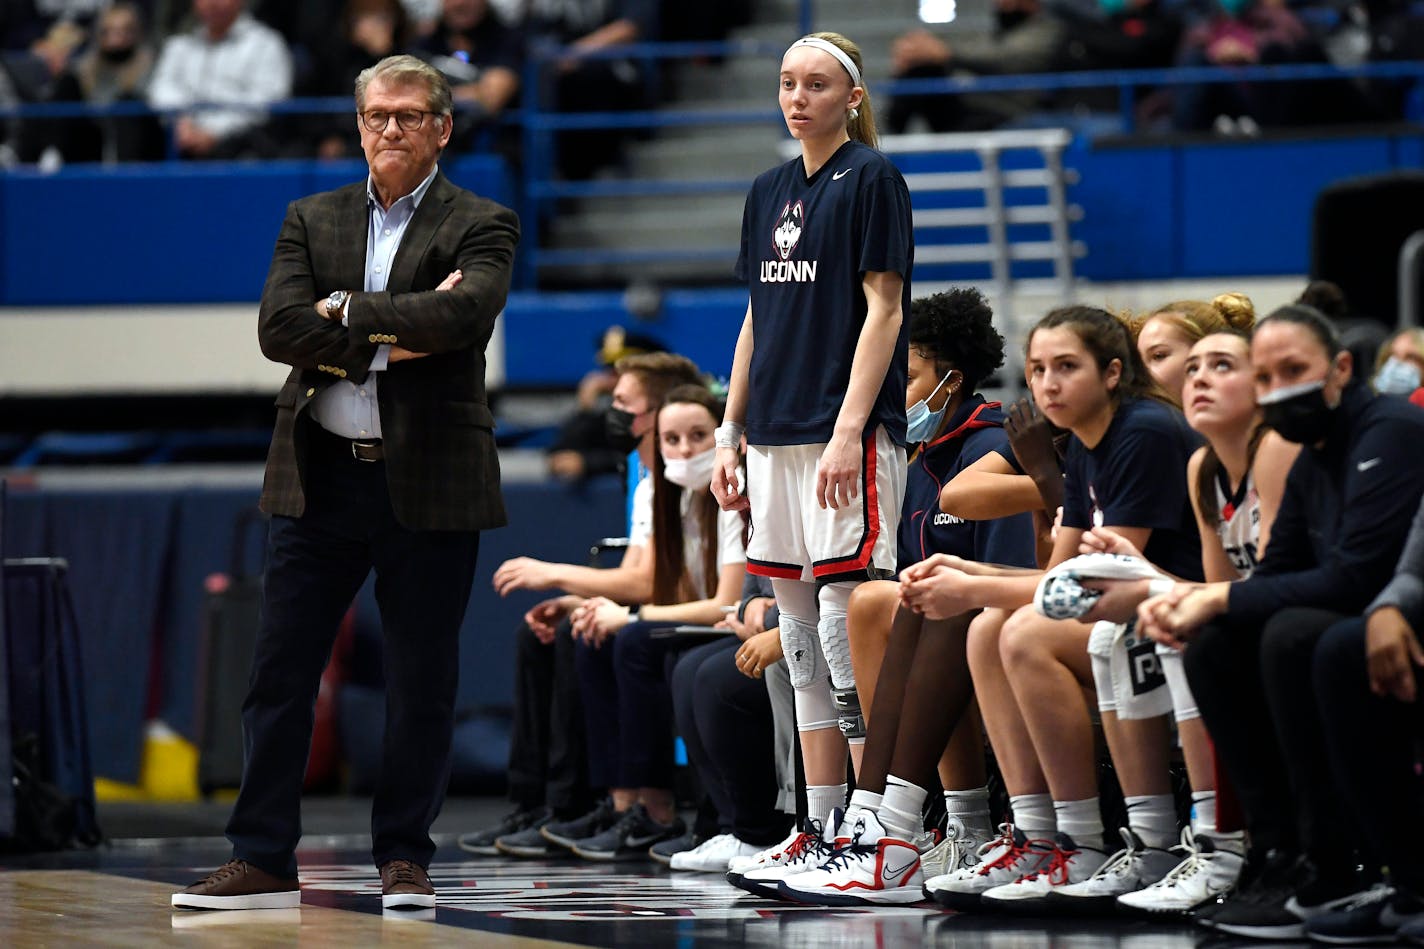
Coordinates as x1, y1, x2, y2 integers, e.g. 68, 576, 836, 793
1060, 397, 1204, 582
735, 139, 913, 447
897, 395, 1038, 571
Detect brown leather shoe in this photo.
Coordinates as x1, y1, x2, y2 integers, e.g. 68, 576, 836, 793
380, 859, 436, 908
171, 859, 301, 910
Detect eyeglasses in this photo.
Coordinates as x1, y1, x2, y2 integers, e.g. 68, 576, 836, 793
359, 110, 438, 132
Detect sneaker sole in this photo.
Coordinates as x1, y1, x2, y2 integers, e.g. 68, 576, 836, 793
1115, 895, 1197, 918
980, 893, 1059, 915
494, 841, 553, 858
539, 828, 590, 850
926, 885, 998, 912
778, 880, 925, 907
382, 893, 436, 909
456, 841, 501, 856
568, 845, 649, 862
732, 876, 793, 900
1211, 921, 1306, 940
171, 891, 302, 910
1044, 891, 1122, 916
1305, 932, 1400, 945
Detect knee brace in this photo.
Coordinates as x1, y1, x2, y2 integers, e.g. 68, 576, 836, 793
779, 615, 825, 690
831, 685, 865, 741
794, 682, 839, 733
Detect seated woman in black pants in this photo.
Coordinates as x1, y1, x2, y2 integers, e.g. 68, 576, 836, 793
558, 384, 748, 860
1141, 304, 1424, 940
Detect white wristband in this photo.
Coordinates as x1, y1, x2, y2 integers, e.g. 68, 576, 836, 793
714, 422, 745, 449
1148, 578, 1174, 599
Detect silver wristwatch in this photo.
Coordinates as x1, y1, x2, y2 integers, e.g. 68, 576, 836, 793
324, 290, 350, 320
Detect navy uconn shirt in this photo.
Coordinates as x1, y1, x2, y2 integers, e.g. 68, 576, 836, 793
898, 396, 1037, 570
735, 139, 913, 447
1060, 397, 1204, 581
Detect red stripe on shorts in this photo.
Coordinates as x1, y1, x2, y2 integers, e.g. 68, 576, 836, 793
811, 433, 879, 578
747, 558, 804, 580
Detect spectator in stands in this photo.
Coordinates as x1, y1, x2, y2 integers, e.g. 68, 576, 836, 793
887, 0, 1066, 133
456, 352, 702, 858
416, 0, 521, 126
147, 0, 293, 159
302, 0, 412, 159
47, 1, 163, 162
0, 13, 84, 163
546, 325, 666, 482
1141, 304, 1424, 939
1371, 327, 1424, 396
1170, 0, 1316, 133
0, 0, 104, 50
524, 0, 658, 180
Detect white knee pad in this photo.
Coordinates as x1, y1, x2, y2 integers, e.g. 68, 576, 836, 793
780, 615, 826, 690
1160, 647, 1200, 722
1091, 650, 1117, 714
817, 582, 856, 691
794, 683, 839, 733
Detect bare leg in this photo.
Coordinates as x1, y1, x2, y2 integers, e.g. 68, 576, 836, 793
847, 580, 898, 718
938, 703, 987, 791
1178, 718, 1215, 793
999, 607, 1096, 802
1101, 712, 1172, 797
967, 608, 1047, 796
637, 787, 676, 824
802, 726, 850, 788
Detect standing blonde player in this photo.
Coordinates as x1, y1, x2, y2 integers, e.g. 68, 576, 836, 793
711, 31, 913, 889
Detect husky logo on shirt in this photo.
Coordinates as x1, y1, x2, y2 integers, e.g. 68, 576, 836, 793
762, 200, 818, 282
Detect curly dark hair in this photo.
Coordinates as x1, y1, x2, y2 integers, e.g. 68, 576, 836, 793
908, 288, 1006, 393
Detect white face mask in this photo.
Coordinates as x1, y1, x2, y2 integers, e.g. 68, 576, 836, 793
663, 446, 718, 489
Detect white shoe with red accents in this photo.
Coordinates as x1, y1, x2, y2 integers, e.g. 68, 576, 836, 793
979, 832, 1109, 913
776, 809, 928, 906
923, 824, 1054, 911
731, 808, 843, 900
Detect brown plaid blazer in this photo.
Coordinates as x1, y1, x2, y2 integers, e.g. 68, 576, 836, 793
256, 171, 519, 532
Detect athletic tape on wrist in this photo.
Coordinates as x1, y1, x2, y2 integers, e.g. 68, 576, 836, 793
714, 422, 745, 449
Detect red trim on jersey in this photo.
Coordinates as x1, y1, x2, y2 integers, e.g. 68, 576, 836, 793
747, 558, 804, 580
812, 433, 880, 578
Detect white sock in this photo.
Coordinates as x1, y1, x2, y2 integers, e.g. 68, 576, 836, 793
1190, 791, 1217, 836
807, 784, 847, 824
1009, 792, 1054, 836
1125, 794, 1178, 850
944, 786, 995, 841
848, 788, 882, 813
879, 775, 927, 842
1053, 797, 1104, 851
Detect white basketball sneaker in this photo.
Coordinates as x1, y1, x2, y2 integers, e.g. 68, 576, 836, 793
924, 824, 1055, 911
1047, 828, 1181, 912
1116, 827, 1246, 916
777, 809, 927, 906
670, 833, 762, 872
979, 833, 1109, 912
919, 816, 992, 881
731, 809, 843, 900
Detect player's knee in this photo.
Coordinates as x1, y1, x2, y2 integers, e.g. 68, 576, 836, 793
794, 680, 839, 732
780, 617, 824, 690
831, 684, 865, 741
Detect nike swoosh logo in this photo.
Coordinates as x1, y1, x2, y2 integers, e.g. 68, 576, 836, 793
1358, 457, 1383, 471
882, 857, 918, 881
625, 833, 668, 848
832, 168, 852, 180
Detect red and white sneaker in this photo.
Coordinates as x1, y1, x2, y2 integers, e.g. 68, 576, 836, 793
924, 824, 1055, 911
730, 808, 843, 900
979, 832, 1109, 913
728, 826, 802, 879
776, 809, 928, 906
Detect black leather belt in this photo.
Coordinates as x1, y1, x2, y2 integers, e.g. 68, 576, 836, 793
350, 440, 383, 462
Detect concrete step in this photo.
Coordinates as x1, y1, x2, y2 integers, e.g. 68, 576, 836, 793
622, 127, 783, 180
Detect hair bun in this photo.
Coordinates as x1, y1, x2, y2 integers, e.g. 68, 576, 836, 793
1211, 292, 1255, 331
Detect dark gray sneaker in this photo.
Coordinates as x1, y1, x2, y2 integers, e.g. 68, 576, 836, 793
541, 799, 619, 851
496, 816, 559, 858
649, 831, 698, 866
457, 805, 549, 856
570, 804, 686, 861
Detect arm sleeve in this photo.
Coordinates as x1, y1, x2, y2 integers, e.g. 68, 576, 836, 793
348, 202, 520, 355
1230, 417, 1424, 620
856, 173, 913, 277
1366, 494, 1424, 623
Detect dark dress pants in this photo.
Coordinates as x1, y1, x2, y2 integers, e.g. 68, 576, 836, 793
1314, 617, 1424, 892
226, 427, 480, 877
671, 637, 788, 846
506, 618, 595, 815
1184, 607, 1354, 869
574, 621, 677, 790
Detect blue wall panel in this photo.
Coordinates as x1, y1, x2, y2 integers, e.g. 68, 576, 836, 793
1178, 138, 1396, 276
1071, 141, 1178, 280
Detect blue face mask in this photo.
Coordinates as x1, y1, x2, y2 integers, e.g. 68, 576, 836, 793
906, 369, 957, 444
1375, 356, 1422, 395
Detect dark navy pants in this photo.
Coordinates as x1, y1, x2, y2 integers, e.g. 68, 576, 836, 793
574, 621, 677, 790
226, 425, 480, 877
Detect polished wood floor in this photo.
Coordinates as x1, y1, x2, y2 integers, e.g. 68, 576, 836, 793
0, 798, 1221, 948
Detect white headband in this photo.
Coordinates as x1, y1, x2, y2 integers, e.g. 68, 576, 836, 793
787, 36, 862, 89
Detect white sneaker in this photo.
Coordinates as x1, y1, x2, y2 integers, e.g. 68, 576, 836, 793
924, 824, 1054, 911
979, 833, 1109, 912
728, 825, 800, 876
920, 815, 992, 880
777, 809, 926, 906
1047, 827, 1181, 911
732, 808, 843, 900
670, 833, 760, 872
1116, 826, 1245, 916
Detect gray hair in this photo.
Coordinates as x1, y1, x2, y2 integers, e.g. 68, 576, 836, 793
354, 54, 453, 117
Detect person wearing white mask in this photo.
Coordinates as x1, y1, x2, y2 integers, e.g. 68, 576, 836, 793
563, 384, 749, 860
1371, 328, 1424, 397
